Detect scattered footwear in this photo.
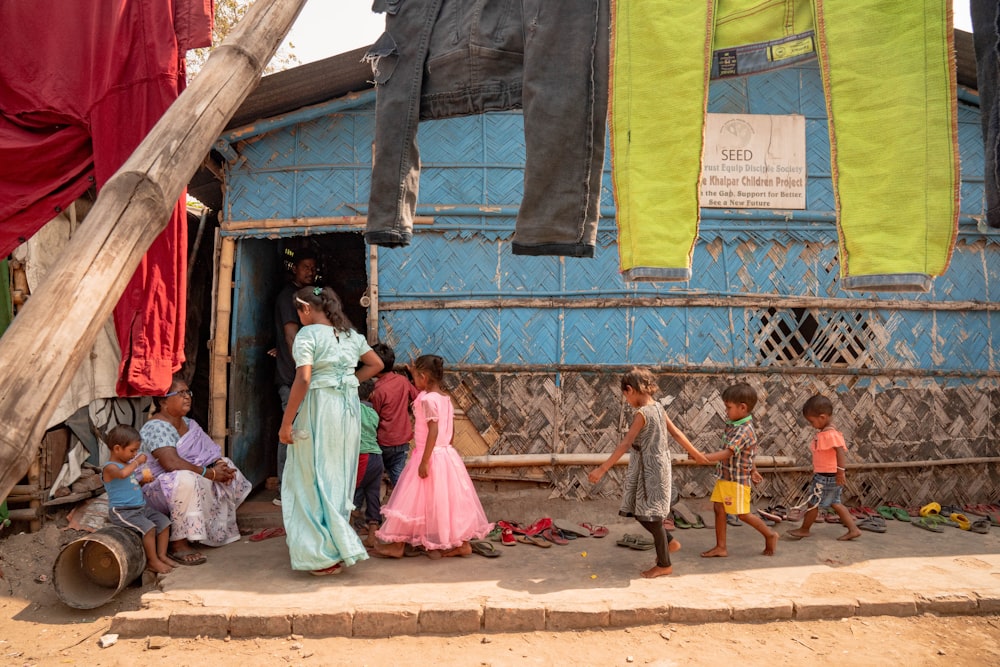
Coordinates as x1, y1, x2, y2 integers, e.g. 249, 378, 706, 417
523, 517, 553, 536
469, 540, 501, 557
726, 515, 743, 527
500, 527, 517, 546
672, 502, 705, 529
616, 534, 654, 550
578, 522, 609, 538
672, 510, 692, 529
758, 507, 783, 524
876, 506, 896, 520
911, 516, 944, 533
486, 526, 503, 542
856, 516, 887, 533
949, 513, 972, 530
970, 518, 991, 534
168, 550, 206, 566
920, 502, 942, 517
552, 519, 590, 537
540, 527, 569, 545
516, 534, 551, 548
248, 526, 286, 542
887, 505, 911, 522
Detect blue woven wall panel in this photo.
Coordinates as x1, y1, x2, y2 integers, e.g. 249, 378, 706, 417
561, 308, 625, 364
498, 308, 558, 363
687, 307, 739, 366
382, 308, 500, 364
626, 307, 690, 365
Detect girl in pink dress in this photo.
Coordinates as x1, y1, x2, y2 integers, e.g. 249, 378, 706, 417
374, 355, 492, 558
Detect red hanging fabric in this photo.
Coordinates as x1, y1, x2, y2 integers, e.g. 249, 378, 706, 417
0, 0, 213, 395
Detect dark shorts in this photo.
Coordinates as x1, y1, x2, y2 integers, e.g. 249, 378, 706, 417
108, 504, 171, 536
804, 473, 843, 510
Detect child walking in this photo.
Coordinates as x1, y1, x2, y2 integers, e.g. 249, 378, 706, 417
700, 383, 779, 558
374, 355, 492, 558
102, 425, 176, 574
786, 394, 861, 541
588, 369, 708, 578
279, 286, 384, 575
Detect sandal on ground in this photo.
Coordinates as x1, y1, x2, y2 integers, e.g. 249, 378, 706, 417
615, 534, 653, 550
516, 534, 551, 548
888, 506, 911, 521
539, 527, 569, 545
726, 515, 743, 527
857, 516, 887, 533
469, 540, 501, 557
920, 502, 942, 517
970, 518, 991, 534
672, 501, 704, 528
758, 508, 783, 524
671, 510, 692, 529
168, 550, 206, 566
578, 522, 609, 538
876, 506, 896, 520
949, 513, 972, 530
523, 517, 553, 536
552, 519, 590, 537
911, 516, 944, 533
249, 526, 286, 542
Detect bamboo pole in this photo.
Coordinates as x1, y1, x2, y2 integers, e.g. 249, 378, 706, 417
460, 454, 796, 468
209, 236, 236, 447
758, 456, 1000, 474
0, 0, 310, 502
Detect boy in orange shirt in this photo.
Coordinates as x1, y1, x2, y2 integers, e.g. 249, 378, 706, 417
786, 394, 861, 541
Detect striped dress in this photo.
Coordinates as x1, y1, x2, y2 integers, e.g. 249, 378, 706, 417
618, 402, 672, 522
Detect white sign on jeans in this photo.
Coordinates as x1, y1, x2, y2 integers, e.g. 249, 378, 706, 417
700, 113, 807, 210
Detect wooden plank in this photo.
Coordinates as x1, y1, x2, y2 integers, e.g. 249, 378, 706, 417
0, 0, 310, 502
460, 454, 796, 467
221, 216, 434, 232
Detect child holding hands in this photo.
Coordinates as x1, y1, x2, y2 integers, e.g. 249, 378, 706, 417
785, 394, 861, 541
589, 368, 708, 578
102, 425, 176, 574
700, 383, 779, 558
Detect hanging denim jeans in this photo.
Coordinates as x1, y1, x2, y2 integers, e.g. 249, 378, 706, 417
972, 0, 1000, 229
613, 0, 958, 291
365, 0, 609, 257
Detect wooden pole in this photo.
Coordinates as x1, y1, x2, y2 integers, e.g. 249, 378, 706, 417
0, 0, 310, 501
460, 454, 796, 468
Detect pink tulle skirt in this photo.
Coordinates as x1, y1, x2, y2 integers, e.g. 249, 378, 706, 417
376, 444, 493, 551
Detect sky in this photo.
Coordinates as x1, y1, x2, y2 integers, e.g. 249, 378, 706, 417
283, 1, 975, 65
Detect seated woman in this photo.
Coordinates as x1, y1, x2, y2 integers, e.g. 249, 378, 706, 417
139, 377, 252, 565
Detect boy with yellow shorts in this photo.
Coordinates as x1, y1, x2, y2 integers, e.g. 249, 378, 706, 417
700, 383, 778, 557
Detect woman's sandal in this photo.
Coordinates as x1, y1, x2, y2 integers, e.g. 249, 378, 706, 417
539, 527, 569, 545
168, 550, 206, 566
249, 526, 286, 542
310, 562, 343, 576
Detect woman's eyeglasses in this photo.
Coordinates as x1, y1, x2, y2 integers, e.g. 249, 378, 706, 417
164, 389, 194, 398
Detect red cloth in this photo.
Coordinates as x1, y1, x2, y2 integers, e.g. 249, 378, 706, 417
0, 0, 213, 395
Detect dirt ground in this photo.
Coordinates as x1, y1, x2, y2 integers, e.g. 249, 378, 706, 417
2, 523, 1000, 666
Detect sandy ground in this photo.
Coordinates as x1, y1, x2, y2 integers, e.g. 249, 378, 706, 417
2, 522, 1000, 666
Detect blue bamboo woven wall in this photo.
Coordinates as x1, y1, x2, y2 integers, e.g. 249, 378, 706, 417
223, 61, 1000, 504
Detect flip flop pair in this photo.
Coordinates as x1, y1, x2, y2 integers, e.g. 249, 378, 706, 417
672, 503, 705, 529
857, 516, 887, 533
516, 534, 551, 548
616, 534, 654, 550
249, 526, 286, 542
469, 540, 501, 557
911, 516, 944, 533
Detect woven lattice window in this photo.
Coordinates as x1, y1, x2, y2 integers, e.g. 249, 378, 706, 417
751, 308, 881, 367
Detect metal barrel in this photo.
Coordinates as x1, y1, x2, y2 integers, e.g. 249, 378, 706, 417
52, 525, 146, 609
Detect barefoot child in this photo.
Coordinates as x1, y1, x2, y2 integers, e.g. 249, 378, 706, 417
374, 355, 492, 558
588, 369, 708, 578
700, 383, 779, 558
102, 425, 176, 574
785, 394, 861, 541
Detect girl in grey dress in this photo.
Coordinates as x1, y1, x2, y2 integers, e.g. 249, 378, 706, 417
589, 368, 707, 578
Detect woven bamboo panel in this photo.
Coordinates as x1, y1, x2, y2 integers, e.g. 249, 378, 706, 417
445, 371, 1000, 505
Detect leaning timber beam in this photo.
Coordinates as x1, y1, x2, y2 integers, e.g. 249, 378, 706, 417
0, 0, 309, 501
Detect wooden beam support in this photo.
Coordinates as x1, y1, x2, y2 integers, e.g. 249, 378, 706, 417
0, 0, 310, 502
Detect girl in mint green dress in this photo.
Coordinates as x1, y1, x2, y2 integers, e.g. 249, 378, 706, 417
278, 286, 384, 575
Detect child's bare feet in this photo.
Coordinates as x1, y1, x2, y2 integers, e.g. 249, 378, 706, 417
147, 558, 174, 574
762, 530, 778, 555
785, 528, 811, 540
442, 542, 472, 557
641, 565, 673, 578
838, 528, 862, 541
669, 539, 681, 553
373, 540, 405, 558
700, 546, 727, 558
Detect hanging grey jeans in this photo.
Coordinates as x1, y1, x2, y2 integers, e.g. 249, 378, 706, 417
365, 0, 609, 257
